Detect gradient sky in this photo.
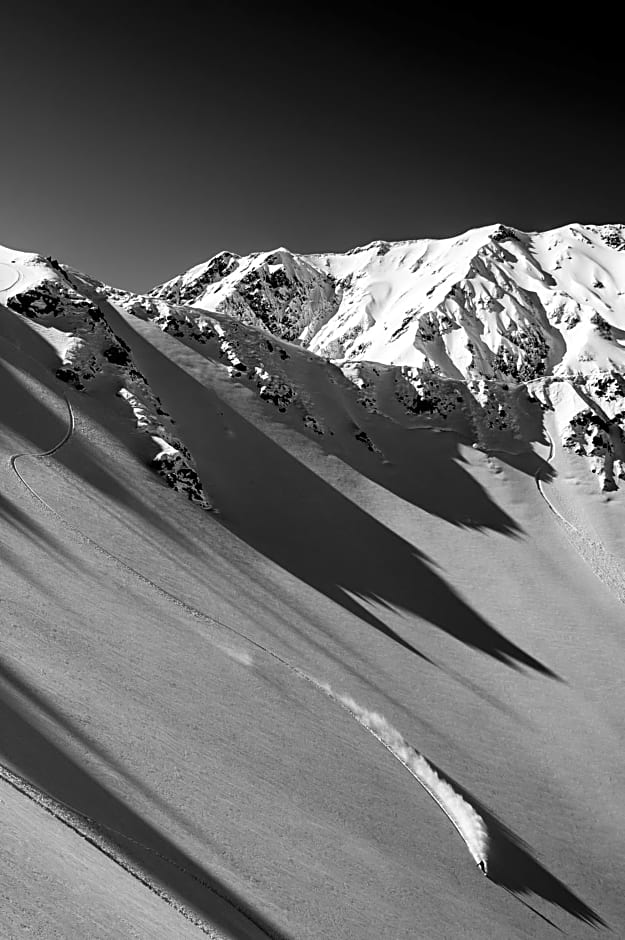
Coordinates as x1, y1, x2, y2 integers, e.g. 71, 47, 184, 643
1, 3, 624, 291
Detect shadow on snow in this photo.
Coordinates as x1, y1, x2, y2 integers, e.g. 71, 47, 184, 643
101, 301, 559, 679
433, 761, 607, 929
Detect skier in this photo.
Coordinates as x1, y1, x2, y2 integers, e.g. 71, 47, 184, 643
477, 860, 488, 876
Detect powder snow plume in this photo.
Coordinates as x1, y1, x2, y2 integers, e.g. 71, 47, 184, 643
310, 677, 489, 872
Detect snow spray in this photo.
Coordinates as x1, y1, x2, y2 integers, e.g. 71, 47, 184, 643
303, 675, 490, 873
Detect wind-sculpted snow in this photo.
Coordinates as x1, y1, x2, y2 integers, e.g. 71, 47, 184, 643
309, 680, 490, 873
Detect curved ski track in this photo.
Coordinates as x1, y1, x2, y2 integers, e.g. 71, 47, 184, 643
7, 392, 491, 929
6, 398, 279, 940
533, 429, 577, 530
533, 430, 625, 604
0, 261, 22, 295
486, 432, 625, 603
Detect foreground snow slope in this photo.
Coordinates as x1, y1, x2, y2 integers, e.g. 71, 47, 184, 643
2, 781, 206, 939
1, 230, 625, 937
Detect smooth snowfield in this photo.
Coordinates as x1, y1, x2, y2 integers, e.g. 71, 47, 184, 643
2, 237, 625, 936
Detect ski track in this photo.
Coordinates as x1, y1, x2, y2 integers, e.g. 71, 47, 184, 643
0, 261, 22, 295
7, 398, 282, 940
298, 676, 489, 872
486, 433, 625, 603
533, 430, 625, 604
8, 392, 491, 915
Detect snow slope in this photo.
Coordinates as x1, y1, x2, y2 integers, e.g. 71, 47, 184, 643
2, 227, 625, 937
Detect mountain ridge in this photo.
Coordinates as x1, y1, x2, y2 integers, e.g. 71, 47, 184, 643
129, 222, 625, 493
2, 220, 625, 505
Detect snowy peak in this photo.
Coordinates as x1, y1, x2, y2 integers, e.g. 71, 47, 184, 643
150, 250, 241, 306
309, 222, 625, 374
152, 247, 340, 344
150, 223, 625, 376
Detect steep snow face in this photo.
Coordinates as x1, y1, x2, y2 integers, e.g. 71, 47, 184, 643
307, 223, 625, 380
144, 223, 625, 491
306, 229, 512, 367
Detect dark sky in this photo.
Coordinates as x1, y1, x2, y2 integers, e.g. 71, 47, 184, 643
1, 2, 623, 291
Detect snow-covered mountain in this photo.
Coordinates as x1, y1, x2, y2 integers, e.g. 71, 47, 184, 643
3, 222, 625, 500
147, 222, 625, 492
3, 225, 625, 938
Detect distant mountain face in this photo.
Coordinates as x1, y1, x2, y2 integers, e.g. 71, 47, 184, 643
2, 221, 625, 500
147, 222, 625, 491
149, 223, 625, 371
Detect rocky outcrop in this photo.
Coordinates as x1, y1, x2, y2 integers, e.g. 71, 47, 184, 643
149, 251, 240, 306
152, 249, 340, 345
